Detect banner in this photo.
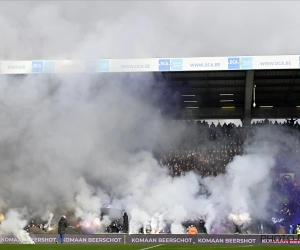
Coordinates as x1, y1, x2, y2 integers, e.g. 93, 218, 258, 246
227, 57, 253, 70
55, 60, 86, 73
110, 58, 158, 72
184, 57, 228, 71
0, 55, 299, 74
158, 58, 183, 71
128, 234, 300, 245
252, 55, 299, 69
0, 234, 124, 244
128, 234, 259, 245
1, 61, 32, 74
2, 234, 300, 245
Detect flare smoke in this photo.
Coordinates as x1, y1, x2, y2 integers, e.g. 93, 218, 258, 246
0, 1, 299, 240
0, 210, 34, 244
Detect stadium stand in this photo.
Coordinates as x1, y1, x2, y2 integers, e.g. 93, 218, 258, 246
158, 119, 300, 234
2, 55, 300, 236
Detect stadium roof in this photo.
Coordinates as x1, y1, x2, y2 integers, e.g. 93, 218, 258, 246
159, 69, 300, 121
1, 54, 300, 122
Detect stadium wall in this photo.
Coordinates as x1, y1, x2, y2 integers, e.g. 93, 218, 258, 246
1, 234, 300, 245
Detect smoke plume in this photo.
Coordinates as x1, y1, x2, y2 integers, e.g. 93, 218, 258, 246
0, 1, 299, 240
0, 72, 297, 239
0, 209, 34, 244
43, 212, 54, 231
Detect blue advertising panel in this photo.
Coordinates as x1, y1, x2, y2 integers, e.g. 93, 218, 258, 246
159, 59, 183, 71
97, 60, 109, 72
158, 59, 171, 71
228, 57, 240, 70
228, 57, 252, 70
240, 57, 252, 69
171, 59, 183, 71
32, 61, 43, 73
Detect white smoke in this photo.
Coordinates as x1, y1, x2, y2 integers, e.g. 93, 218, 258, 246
0, 0, 298, 240
150, 215, 158, 234
101, 215, 111, 229
74, 178, 103, 232
0, 209, 34, 244
228, 213, 251, 225
170, 223, 185, 234
0, 72, 295, 236
201, 137, 277, 232
129, 209, 150, 234
43, 212, 54, 230
158, 214, 165, 232
150, 213, 163, 233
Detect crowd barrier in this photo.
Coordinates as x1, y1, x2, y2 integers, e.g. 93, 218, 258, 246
1, 234, 300, 245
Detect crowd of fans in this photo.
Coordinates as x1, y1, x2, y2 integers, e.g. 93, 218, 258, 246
18, 119, 300, 235
24, 220, 47, 233
105, 218, 124, 233
159, 119, 300, 233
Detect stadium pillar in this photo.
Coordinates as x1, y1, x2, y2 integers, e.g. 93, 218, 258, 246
243, 70, 254, 126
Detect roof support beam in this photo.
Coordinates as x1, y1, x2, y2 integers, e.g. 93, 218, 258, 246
243, 70, 255, 125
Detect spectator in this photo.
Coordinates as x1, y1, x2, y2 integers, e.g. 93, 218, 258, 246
56, 215, 68, 244
123, 212, 129, 233
233, 221, 243, 234
198, 220, 207, 233
188, 225, 198, 235
278, 223, 286, 234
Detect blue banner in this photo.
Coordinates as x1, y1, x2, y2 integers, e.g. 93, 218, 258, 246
97, 60, 109, 72
158, 59, 170, 71
228, 57, 252, 70
171, 59, 183, 71
158, 59, 183, 71
32, 61, 43, 73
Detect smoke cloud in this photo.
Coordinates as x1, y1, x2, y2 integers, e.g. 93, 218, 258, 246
0, 1, 300, 60
0, 71, 296, 240
43, 212, 53, 230
0, 72, 189, 239
0, 209, 34, 244
0, 0, 299, 242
